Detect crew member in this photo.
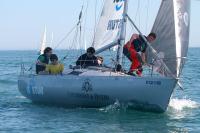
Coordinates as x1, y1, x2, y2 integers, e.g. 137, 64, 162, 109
36, 47, 52, 74
123, 33, 156, 76
76, 47, 98, 67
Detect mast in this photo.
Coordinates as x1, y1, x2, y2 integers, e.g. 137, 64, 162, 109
116, 0, 128, 65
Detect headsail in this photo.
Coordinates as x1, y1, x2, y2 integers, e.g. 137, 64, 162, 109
147, 0, 190, 77
92, 0, 125, 51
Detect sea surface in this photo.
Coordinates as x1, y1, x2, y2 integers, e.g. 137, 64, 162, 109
0, 48, 200, 133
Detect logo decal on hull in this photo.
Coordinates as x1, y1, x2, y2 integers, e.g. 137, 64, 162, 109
82, 79, 93, 93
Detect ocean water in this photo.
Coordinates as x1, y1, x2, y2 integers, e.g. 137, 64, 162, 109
0, 48, 200, 133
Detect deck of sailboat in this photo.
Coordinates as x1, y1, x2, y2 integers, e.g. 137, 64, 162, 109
20, 65, 165, 78
62, 66, 127, 77
29, 66, 163, 79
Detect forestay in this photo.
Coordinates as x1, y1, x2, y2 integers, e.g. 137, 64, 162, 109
147, 0, 190, 78
92, 0, 125, 50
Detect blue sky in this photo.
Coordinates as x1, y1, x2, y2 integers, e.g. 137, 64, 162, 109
0, 0, 199, 50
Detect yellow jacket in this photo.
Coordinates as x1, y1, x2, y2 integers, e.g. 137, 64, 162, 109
45, 64, 64, 74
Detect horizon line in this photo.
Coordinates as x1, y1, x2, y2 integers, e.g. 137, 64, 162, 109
0, 47, 200, 51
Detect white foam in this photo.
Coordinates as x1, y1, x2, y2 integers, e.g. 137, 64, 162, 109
15, 96, 26, 99
169, 98, 199, 111
99, 100, 121, 112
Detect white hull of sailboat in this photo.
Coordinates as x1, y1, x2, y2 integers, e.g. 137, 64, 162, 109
18, 70, 177, 112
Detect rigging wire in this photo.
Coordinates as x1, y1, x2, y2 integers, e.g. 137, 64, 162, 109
134, 0, 141, 30
108, 49, 118, 68
145, 0, 150, 33
53, 25, 77, 50
138, 0, 141, 31
54, 1, 85, 50
153, 2, 162, 34
94, 0, 97, 31
61, 3, 85, 62
61, 25, 79, 62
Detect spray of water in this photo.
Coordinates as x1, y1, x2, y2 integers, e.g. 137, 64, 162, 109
99, 100, 123, 112
168, 98, 200, 111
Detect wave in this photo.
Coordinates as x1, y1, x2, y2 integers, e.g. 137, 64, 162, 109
0, 78, 17, 85
99, 98, 200, 113
168, 98, 200, 111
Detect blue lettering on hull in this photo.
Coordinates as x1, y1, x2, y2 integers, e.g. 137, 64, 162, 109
146, 81, 162, 86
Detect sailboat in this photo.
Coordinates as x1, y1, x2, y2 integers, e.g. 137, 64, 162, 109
18, 0, 190, 112
39, 26, 47, 55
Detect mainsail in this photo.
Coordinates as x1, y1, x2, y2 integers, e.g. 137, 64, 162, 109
147, 0, 190, 77
92, 0, 125, 51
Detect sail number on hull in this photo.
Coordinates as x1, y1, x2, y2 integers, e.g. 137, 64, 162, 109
146, 80, 162, 86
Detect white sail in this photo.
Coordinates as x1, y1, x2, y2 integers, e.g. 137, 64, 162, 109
92, 0, 125, 50
40, 26, 47, 55
147, 0, 190, 77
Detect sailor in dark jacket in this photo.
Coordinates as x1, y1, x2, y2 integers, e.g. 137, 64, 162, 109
76, 47, 98, 67
36, 47, 53, 74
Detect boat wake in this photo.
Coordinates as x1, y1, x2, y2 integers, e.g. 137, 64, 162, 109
168, 98, 200, 111
99, 98, 200, 113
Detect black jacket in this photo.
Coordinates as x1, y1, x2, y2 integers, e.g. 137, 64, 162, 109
76, 53, 98, 67
132, 35, 148, 53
